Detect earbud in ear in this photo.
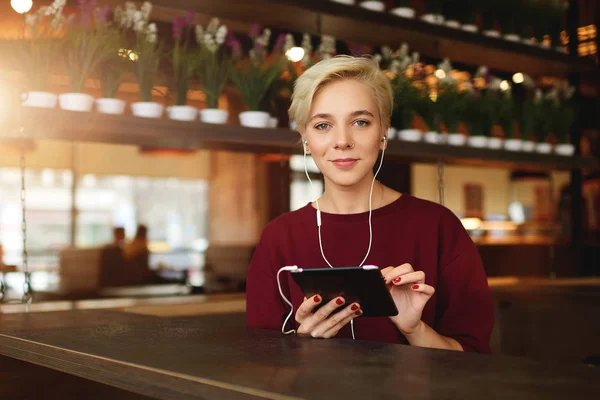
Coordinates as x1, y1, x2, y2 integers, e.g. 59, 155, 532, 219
381, 136, 387, 142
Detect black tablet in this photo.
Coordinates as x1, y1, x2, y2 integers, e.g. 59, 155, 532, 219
290, 266, 398, 317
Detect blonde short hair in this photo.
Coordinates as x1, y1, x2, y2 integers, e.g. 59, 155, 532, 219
288, 55, 393, 132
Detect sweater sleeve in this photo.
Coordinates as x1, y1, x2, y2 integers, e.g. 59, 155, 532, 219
246, 221, 291, 331
433, 211, 495, 354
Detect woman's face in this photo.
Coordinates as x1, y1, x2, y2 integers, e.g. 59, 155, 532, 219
303, 79, 386, 189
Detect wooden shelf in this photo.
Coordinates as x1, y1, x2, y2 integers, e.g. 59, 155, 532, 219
143, 0, 599, 79
0, 108, 597, 172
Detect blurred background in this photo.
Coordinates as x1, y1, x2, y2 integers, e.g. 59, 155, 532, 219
0, 0, 598, 366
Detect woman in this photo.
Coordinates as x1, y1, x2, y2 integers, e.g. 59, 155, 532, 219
246, 56, 494, 353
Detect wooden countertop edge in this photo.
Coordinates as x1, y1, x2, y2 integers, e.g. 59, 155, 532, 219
0, 333, 298, 400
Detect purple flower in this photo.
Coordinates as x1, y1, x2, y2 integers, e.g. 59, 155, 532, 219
348, 42, 367, 56
96, 4, 111, 25
249, 23, 261, 39
173, 16, 186, 40
77, 0, 98, 29
273, 33, 286, 53
186, 9, 195, 26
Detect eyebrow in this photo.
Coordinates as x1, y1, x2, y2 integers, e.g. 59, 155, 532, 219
308, 110, 376, 123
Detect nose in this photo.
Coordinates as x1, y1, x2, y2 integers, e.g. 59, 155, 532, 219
334, 125, 354, 150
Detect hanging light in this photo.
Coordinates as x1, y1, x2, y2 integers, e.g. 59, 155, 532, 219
500, 80, 510, 91
435, 69, 446, 79
11, 0, 33, 14
285, 47, 305, 63
512, 72, 524, 84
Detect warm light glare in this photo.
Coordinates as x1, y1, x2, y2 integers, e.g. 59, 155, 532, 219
461, 218, 482, 230
118, 48, 138, 61
512, 72, 524, 84
11, 0, 33, 14
285, 47, 305, 63
435, 69, 446, 80
500, 80, 510, 91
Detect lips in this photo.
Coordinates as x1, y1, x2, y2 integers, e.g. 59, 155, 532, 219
331, 158, 358, 169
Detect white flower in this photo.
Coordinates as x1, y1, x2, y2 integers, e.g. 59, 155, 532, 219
25, 14, 37, 26
133, 11, 143, 23
398, 42, 409, 59
207, 18, 220, 34
317, 35, 336, 60
438, 58, 452, 73
534, 89, 543, 103
373, 54, 382, 65
475, 66, 488, 77
284, 34, 295, 52
522, 74, 534, 88
134, 20, 146, 33
195, 24, 204, 43
411, 51, 420, 63
141, 2, 152, 19
381, 45, 393, 61
147, 23, 157, 33
216, 25, 227, 45
489, 77, 502, 91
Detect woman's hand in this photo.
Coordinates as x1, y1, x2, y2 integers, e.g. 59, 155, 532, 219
295, 295, 362, 338
380, 264, 435, 337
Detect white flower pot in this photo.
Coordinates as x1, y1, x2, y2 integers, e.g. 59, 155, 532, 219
167, 105, 197, 121
390, 7, 415, 18
555, 143, 575, 156
200, 109, 228, 124
483, 30, 501, 38
22, 91, 57, 108
239, 111, 270, 128
504, 139, 523, 151
468, 136, 489, 148
445, 20, 461, 29
535, 142, 552, 154
504, 34, 520, 42
398, 129, 422, 142
522, 141, 535, 152
522, 38, 536, 46
131, 101, 164, 118
268, 117, 279, 128
488, 137, 504, 149
540, 42, 551, 49
421, 14, 445, 24
359, 1, 385, 12
330, 0, 354, 5
424, 131, 441, 144
58, 93, 94, 112
387, 127, 397, 140
462, 24, 478, 32
289, 121, 298, 131
447, 133, 467, 146
96, 98, 126, 115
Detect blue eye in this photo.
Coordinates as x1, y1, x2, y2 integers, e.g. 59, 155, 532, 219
315, 123, 330, 130
355, 120, 370, 127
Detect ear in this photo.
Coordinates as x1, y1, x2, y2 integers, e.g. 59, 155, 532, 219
380, 128, 388, 151
301, 136, 311, 154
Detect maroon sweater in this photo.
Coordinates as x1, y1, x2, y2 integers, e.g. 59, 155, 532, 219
246, 194, 494, 353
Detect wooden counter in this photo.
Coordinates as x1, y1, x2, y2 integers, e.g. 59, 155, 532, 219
0, 310, 598, 399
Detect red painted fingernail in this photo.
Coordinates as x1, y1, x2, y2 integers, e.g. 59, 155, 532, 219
336, 298, 344, 305
393, 277, 402, 283
313, 295, 320, 303
412, 285, 419, 290
351, 304, 359, 311
355, 309, 363, 316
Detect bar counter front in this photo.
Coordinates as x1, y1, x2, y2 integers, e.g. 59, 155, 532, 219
0, 309, 598, 399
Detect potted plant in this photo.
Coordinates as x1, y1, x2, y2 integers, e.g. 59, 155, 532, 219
421, 0, 445, 25
117, 2, 164, 118
231, 26, 286, 128
496, 88, 520, 151
60, 1, 119, 112
390, 0, 416, 19
95, 7, 131, 115
415, 89, 439, 142
482, 0, 501, 37
196, 18, 231, 124
498, 0, 520, 42
443, 0, 462, 29
548, 0, 568, 52
359, 0, 386, 13
167, 10, 200, 121
552, 83, 576, 155
533, 90, 553, 153
458, 0, 480, 32
16, 0, 68, 108
388, 48, 422, 141
436, 82, 464, 145
519, 1, 536, 45
518, 99, 536, 152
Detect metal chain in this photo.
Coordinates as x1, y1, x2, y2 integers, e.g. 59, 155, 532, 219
19, 94, 32, 307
